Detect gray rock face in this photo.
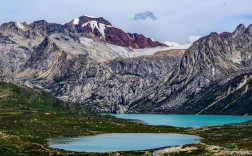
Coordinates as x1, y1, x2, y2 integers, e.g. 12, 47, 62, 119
0, 19, 179, 113
232, 24, 246, 38
128, 24, 252, 114
0, 19, 252, 115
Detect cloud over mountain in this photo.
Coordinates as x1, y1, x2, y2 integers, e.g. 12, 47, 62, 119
163, 35, 201, 48
133, 11, 157, 21
188, 36, 202, 43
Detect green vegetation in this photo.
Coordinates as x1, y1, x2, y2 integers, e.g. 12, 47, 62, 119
0, 82, 184, 155
0, 82, 99, 116
0, 82, 55, 111
0, 82, 252, 155
191, 120, 252, 150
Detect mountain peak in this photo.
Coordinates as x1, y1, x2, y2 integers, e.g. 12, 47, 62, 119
0, 21, 28, 31
232, 24, 246, 38
244, 24, 252, 35
72, 15, 112, 26
67, 15, 166, 48
209, 32, 219, 36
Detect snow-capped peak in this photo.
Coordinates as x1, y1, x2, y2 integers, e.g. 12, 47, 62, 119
72, 15, 113, 38
73, 18, 79, 25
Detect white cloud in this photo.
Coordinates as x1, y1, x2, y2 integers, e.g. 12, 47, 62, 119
163, 41, 180, 47
188, 36, 202, 43
133, 11, 157, 21
163, 35, 201, 49
162, 41, 191, 49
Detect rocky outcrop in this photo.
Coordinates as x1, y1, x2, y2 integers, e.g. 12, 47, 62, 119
75, 16, 112, 26
232, 24, 246, 38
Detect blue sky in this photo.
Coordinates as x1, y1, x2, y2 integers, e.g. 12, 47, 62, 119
0, 0, 252, 43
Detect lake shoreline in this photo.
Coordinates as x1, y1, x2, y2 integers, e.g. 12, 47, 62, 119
1, 109, 252, 155
48, 133, 201, 153
109, 113, 252, 127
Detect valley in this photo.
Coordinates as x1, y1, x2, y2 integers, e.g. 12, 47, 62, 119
0, 82, 252, 155
0, 12, 252, 156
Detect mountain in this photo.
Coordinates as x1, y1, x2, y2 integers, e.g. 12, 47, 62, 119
66, 15, 166, 48
0, 15, 252, 115
0, 16, 172, 112
127, 24, 252, 114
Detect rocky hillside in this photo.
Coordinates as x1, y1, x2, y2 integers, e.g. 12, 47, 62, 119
0, 16, 251, 115
128, 24, 252, 115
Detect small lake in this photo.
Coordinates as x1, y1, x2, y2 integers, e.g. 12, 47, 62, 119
110, 114, 252, 127
48, 133, 200, 152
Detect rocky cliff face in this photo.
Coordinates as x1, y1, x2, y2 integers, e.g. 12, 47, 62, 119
0, 17, 252, 115
128, 24, 252, 115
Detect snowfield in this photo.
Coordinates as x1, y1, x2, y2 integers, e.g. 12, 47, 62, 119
80, 37, 190, 62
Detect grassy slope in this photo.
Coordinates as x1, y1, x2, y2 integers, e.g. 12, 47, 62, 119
161, 121, 252, 156
193, 121, 252, 150
0, 82, 185, 155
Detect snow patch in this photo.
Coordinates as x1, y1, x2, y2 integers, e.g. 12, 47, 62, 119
106, 44, 175, 58
90, 21, 98, 30
15, 22, 25, 30
73, 18, 79, 25
98, 23, 106, 37
80, 37, 171, 59
79, 36, 193, 60
82, 22, 89, 27
83, 21, 107, 38
86, 15, 98, 18
80, 36, 188, 59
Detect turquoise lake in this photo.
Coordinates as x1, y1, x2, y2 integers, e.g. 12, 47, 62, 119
48, 133, 200, 152
111, 114, 252, 127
